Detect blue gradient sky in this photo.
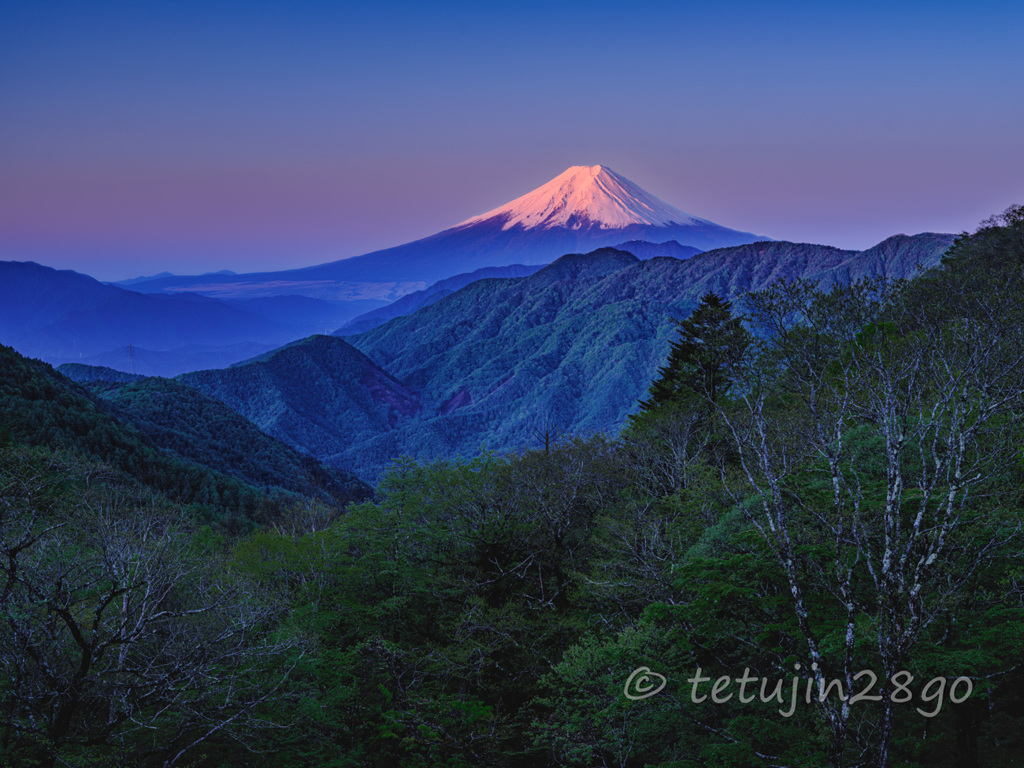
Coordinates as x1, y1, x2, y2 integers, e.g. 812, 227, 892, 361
3, 0, 1023, 280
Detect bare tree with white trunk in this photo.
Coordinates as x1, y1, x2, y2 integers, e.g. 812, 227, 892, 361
715, 234, 1024, 767
0, 450, 300, 768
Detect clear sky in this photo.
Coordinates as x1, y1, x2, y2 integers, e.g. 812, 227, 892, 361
3, 0, 1023, 280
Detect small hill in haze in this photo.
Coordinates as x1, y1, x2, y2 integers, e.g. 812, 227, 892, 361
0, 261, 381, 375
614, 240, 703, 261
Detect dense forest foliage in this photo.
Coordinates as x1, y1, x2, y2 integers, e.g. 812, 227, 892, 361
79, 375, 369, 508
2, 209, 1023, 767
0, 348, 368, 530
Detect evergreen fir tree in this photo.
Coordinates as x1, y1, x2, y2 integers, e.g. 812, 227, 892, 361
638, 292, 747, 413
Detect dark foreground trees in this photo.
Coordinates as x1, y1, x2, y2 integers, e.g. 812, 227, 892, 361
0, 448, 299, 768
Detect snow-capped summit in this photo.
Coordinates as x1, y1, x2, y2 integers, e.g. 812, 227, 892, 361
124, 164, 766, 298
459, 165, 708, 231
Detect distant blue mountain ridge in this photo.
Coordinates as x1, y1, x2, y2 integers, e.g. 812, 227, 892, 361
140, 233, 955, 481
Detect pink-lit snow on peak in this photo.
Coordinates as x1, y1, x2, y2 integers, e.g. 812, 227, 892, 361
458, 165, 707, 231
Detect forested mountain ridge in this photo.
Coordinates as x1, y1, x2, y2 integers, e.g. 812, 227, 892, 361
336, 263, 545, 334
179, 335, 420, 476
613, 238, 703, 261
73, 374, 370, 506
176, 233, 954, 479
59, 362, 145, 384
333, 233, 944, 341
0, 344, 369, 527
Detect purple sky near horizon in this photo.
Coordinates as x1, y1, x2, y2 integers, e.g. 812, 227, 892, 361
2, 0, 1023, 281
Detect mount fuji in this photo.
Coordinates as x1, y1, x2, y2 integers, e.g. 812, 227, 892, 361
125, 165, 765, 300
455, 164, 757, 240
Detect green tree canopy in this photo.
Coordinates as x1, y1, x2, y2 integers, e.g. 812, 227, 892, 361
638, 292, 750, 414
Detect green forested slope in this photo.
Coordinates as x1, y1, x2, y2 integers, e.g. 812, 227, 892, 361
175, 235, 954, 480
0, 344, 365, 527
179, 334, 420, 476
72, 373, 370, 505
